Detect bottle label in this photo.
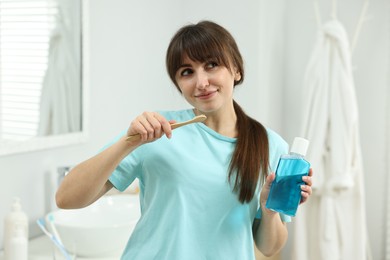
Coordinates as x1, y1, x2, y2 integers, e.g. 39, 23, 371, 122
266, 157, 310, 216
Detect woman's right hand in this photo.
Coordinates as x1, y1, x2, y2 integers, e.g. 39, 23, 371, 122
126, 111, 175, 145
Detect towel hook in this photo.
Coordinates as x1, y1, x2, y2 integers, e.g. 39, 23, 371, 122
313, 0, 322, 28
331, 0, 338, 20
351, 0, 370, 55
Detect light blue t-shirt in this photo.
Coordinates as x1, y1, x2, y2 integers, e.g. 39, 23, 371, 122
108, 109, 290, 260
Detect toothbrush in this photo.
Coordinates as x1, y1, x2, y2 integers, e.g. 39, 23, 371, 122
47, 213, 63, 245
126, 114, 207, 141
36, 218, 73, 260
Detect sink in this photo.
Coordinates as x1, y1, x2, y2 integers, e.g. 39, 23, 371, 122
47, 194, 141, 257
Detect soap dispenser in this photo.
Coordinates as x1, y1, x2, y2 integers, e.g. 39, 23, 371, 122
8, 224, 28, 260
266, 137, 310, 217
3, 197, 29, 260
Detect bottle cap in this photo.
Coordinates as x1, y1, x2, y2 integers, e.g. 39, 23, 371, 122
11, 197, 22, 211
290, 137, 309, 156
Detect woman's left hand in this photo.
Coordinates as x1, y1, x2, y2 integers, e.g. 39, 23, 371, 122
300, 168, 313, 204
259, 172, 277, 215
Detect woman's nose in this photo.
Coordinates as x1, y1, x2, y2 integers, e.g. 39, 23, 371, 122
195, 71, 209, 89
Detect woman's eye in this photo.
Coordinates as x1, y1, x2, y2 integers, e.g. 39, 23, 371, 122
180, 68, 193, 76
206, 62, 218, 69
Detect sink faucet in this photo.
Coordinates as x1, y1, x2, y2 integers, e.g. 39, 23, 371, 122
45, 166, 72, 213
57, 166, 71, 186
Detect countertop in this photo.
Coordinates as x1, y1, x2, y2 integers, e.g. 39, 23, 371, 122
0, 235, 120, 260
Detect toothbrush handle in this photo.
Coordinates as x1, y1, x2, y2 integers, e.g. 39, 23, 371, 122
53, 237, 72, 260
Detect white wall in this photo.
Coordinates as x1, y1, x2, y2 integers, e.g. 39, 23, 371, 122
281, 1, 389, 260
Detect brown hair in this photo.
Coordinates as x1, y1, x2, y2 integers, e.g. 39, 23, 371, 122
166, 21, 269, 203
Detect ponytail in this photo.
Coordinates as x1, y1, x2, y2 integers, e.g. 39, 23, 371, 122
229, 100, 269, 203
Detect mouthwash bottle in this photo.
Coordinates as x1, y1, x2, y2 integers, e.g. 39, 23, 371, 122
266, 137, 310, 217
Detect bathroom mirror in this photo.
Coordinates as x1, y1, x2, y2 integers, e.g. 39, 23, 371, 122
0, 0, 88, 157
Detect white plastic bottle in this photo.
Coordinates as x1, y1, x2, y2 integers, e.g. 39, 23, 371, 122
3, 197, 29, 260
8, 225, 28, 260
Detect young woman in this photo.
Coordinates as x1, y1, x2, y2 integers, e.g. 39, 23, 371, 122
56, 20, 313, 259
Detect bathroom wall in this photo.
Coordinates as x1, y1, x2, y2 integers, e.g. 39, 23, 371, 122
0, 0, 281, 252
280, 1, 388, 260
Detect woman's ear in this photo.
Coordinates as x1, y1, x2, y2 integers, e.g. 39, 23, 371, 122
234, 71, 241, 81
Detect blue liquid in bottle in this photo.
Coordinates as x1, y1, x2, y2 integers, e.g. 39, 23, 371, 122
266, 137, 310, 217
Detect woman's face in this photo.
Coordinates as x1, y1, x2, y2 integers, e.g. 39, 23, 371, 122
175, 55, 241, 115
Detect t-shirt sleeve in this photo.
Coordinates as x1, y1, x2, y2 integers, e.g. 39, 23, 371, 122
101, 130, 143, 192
109, 153, 143, 192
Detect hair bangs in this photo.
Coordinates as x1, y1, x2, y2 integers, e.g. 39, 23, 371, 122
181, 31, 231, 69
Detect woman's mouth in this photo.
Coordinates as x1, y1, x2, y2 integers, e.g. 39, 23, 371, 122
195, 91, 217, 99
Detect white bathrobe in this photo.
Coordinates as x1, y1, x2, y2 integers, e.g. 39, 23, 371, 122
292, 20, 369, 260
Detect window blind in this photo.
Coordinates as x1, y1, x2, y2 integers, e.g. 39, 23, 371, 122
0, 0, 58, 141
